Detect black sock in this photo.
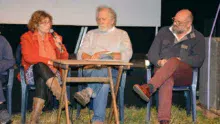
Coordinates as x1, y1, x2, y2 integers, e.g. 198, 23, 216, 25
147, 84, 154, 94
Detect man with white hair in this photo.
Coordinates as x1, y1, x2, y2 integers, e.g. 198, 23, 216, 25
74, 5, 133, 124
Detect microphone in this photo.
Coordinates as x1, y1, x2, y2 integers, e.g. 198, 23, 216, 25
50, 29, 64, 51
50, 29, 62, 45
50, 29, 57, 38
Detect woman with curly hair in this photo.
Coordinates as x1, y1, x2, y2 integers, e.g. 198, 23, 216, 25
20, 10, 69, 123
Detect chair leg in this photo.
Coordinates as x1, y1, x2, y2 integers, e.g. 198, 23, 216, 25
66, 85, 72, 116
21, 77, 28, 124
119, 86, 124, 123
191, 87, 197, 122
146, 68, 152, 123
7, 86, 12, 116
7, 68, 14, 115
184, 91, 191, 115
146, 98, 152, 124
118, 71, 126, 123
66, 85, 71, 102
146, 90, 158, 124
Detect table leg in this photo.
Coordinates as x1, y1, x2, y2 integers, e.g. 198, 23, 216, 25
57, 68, 70, 124
108, 67, 119, 124
108, 66, 123, 123
65, 92, 70, 124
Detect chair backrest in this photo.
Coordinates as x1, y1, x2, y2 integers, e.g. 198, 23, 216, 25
15, 44, 22, 66
16, 44, 35, 89
173, 68, 198, 91
191, 68, 198, 90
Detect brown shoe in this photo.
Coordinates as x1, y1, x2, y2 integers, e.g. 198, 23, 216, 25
29, 97, 45, 124
133, 84, 151, 102
160, 120, 170, 124
74, 89, 91, 106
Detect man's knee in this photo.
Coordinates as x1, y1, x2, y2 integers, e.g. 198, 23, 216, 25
167, 57, 180, 66
102, 84, 110, 90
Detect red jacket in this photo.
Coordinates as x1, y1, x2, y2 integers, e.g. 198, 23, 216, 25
20, 31, 69, 72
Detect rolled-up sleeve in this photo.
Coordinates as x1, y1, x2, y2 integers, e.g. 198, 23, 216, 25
77, 31, 93, 60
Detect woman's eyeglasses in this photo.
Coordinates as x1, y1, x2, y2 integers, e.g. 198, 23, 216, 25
39, 21, 51, 25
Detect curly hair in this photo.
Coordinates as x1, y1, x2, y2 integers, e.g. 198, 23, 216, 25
96, 5, 117, 26
27, 10, 52, 32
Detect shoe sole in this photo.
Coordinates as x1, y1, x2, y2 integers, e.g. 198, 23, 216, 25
74, 93, 87, 106
133, 85, 150, 102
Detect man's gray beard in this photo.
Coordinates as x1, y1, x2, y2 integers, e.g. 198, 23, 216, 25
98, 26, 108, 32
172, 26, 184, 34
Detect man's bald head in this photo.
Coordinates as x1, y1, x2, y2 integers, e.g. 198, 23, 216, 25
175, 9, 193, 23
172, 9, 194, 34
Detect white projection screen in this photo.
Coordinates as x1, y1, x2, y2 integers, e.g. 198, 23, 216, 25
0, 0, 161, 27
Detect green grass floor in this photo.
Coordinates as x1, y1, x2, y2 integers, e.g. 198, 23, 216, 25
11, 106, 220, 124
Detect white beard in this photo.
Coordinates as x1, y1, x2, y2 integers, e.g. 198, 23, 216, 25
98, 26, 108, 32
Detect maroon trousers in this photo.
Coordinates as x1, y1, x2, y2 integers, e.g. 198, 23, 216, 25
149, 57, 192, 121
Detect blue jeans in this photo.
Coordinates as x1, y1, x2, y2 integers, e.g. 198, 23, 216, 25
82, 68, 118, 122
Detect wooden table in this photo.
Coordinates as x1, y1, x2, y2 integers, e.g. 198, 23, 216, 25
53, 59, 133, 124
